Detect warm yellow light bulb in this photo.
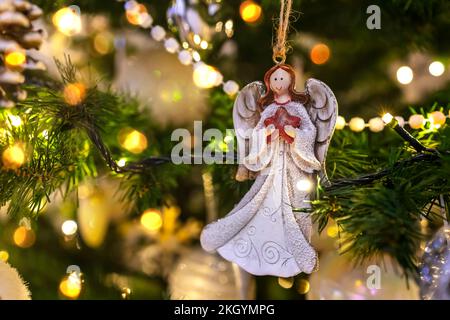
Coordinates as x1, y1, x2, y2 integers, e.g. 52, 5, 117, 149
193, 34, 201, 45
193, 63, 222, 89
120, 129, 148, 154
61, 220, 78, 236
296, 178, 313, 192
8, 115, 22, 127
349, 117, 365, 132
200, 40, 209, 50
0, 250, 9, 262
140, 209, 163, 231
13, 226, 35, 248
408, 114, 425, 129
53, 7, 82, 36
382, 113, 394, 124
59, 274, 82, 299
93, 32, 113, 55
63, 83, 86, 106
125, 3, 151, 27
335, 116, 346, 130
117, 158, 127, 167
429, 61, 445, 77
240, 1, 262, 23
429, 111, 446, 126
192, 51, 201, 62
326, 225, 339, 238
5, 51, 26, 67
2, 144, 26, 170
396, 66, 413, 85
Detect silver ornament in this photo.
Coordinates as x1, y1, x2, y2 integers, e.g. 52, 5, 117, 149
167, 0, 223, 48
419, 226, 450, 300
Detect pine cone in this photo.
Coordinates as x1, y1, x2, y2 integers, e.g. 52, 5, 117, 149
0, 0, 45, 108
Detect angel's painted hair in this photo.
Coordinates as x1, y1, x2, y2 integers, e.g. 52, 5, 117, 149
258, 64, 309, 109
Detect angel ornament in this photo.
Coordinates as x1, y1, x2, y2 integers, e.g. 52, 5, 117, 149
201, 64, 337, 277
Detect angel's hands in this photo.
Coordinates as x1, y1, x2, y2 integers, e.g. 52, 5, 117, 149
284, 125, 296, 138
265, 124, 276, 136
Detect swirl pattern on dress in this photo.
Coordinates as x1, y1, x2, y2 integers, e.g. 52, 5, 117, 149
262, 241, 283, 264
247, 226, 256, 236
262, 206, 279, 222
233, 238, 252, 258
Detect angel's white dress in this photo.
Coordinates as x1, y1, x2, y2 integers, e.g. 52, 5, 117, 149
201, 101, 322, 277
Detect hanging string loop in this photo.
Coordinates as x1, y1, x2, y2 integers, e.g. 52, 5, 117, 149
272, 0, 293, 64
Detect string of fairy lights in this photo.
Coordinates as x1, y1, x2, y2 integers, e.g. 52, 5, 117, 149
122, 0, 240, 95
49, 1, 449, 134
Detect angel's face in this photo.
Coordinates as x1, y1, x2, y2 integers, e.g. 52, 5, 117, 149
269, 68, 291, 96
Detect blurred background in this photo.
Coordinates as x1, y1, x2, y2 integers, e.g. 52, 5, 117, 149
0, 0, 449, 300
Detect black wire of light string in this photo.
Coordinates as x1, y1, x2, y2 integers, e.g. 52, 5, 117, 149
85, 120, 444, 193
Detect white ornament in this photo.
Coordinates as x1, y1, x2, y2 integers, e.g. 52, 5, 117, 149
150, 25, 165, 41
368, 117, 384, 132
200, 66, 338, 277
223, 80, 239, 96
178, 49, 192, 65
164, 37, 179, 54
0, 261, 31, 300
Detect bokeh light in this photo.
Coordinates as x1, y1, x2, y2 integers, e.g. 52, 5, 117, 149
59, 273, 82, 299
335, 116, 346, 130
63, 83, 86, 106
368, 117, 385, 132
117, 158, 127, 167
93, 32, 113, 55
61, 220, 78, 236
296, 178, 313, 192
310, 44, 330, 65
396, 66, 413, 85
8, 114, 22, 127
0, 250, 9, 262
2, 144, 26, 170
408, 114, 425, 129
382, 113, 394, 124
140, 209, 163, 231
193, 63, 223, 89
119, 128, 148, 154
52, 6, 82, 36
429, 111, 446, 128
5, 51, 26, 67
13, 226, 36, 248
125, 1, 152, 28
239, 1, 262, 23
349, 117, 365, 132
326, 225, 339, 238
428, 61, 445, 77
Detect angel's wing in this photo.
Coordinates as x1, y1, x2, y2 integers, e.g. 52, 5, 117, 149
233, 81, 265, 181
305, 78, 338, 185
